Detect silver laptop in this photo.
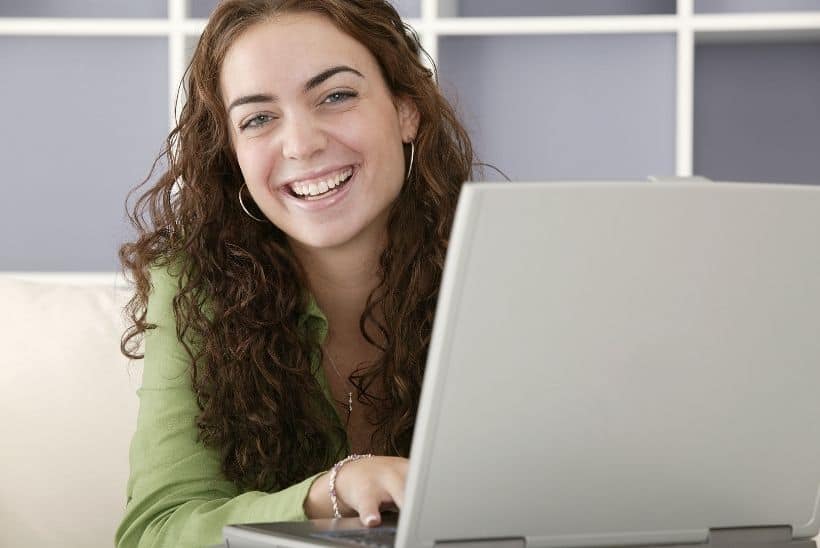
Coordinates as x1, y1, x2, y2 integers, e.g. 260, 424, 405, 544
224, 180, 820, 548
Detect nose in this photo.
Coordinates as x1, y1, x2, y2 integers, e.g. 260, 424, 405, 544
280, 115, 327, 161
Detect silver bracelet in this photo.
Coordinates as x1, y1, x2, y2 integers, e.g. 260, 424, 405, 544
329, 453, 373, 519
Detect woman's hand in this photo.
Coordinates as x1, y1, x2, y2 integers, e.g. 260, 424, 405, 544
304, 456, 409, 527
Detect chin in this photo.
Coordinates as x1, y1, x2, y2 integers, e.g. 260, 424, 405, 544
289, 226, 363, 251
284, 208, 389, 253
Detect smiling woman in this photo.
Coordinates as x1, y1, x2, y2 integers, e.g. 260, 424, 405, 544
221, 11, 419, 250
115, 1, 473, 547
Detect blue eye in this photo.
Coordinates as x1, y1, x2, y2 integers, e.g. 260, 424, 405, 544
240, 114, 273, 131
324, 91, 357, 104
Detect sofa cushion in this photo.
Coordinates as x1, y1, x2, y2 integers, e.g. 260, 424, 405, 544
0, 276, 140, 548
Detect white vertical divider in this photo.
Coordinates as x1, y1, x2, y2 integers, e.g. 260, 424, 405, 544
168, 0, 188, 200
420, 0, 441, 70
168, 0, 187, 132
676, 0, 695, 177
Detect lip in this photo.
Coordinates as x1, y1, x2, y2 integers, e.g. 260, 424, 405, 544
279, 165, 358, 211
279, 164, 357, 189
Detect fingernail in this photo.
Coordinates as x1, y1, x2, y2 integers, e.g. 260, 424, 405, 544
365, 515, 379, 526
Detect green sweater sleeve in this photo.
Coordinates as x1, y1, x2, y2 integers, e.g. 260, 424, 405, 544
115, 264, 325, 548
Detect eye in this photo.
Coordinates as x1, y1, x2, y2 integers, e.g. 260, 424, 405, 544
323, 90, 358, 104
239, 114, 274, 131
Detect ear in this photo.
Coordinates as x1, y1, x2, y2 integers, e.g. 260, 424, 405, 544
396, 95, 420, 143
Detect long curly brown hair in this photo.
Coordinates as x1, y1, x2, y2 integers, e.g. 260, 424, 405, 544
120, 0, 473, 493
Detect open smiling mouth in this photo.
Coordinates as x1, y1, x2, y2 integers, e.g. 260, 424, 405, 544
286, 167, 355, 201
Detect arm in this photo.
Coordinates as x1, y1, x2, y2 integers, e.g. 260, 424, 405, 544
115, 264, 325, 548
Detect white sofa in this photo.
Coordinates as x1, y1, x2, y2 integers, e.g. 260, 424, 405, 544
2, 275, 818, 548
0, 275, 140, 548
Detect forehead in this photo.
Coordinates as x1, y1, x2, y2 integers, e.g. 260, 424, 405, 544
220, 12, 376, 102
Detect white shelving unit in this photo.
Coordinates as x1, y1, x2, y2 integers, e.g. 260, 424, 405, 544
1, 0, 819, 274
2, 0, 818, 176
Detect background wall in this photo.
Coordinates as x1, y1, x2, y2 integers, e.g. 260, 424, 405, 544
1, 0, 819, 273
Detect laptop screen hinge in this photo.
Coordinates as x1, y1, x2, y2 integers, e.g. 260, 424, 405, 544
707, 526, 814, 547
434, 537, 525, 548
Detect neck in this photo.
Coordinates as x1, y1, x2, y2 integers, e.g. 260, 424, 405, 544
289, 230, 386, 342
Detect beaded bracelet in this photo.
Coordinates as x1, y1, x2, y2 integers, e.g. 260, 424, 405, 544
329, 453, 373, 519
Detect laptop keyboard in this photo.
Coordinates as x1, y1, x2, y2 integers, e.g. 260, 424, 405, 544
311, 526, 397, 547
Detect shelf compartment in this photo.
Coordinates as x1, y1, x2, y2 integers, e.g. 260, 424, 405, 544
448, 0, 675, 18
693, 42, 820, 185
694, 0, 820, 14
437, 33, 676, 181
0, 36, 169, 270
0, 0, 166, 18
394, 0, 421, 19
189, 0, 218, 19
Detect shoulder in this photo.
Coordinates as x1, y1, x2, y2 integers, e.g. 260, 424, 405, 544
140, 257, 199, 384
145, 256, 191, 326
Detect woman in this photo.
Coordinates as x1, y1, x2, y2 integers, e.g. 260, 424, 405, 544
116, 1, 472, 546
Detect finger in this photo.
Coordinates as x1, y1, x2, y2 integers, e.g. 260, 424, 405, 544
356, 500, 382, 528
377, 470, 406, 510
391, 458, 409, 484
398, 460, 410, 482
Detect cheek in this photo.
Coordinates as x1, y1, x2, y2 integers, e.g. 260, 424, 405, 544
347, 119, 404, 181
235, 142, 274, 189
340, 101, 402, 155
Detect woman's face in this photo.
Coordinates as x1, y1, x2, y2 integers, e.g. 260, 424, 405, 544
220, 12, 419, 250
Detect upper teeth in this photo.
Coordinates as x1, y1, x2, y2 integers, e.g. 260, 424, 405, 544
289, 167, 353, 196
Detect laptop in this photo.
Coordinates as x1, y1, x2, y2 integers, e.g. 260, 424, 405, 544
224, 180, 820, 548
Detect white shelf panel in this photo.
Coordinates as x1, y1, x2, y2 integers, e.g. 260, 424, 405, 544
0, 18, 173, 35
454, 0, 675, 17
180, 18, 207, 34
3, 14, 819, 40
168, 0, 186, 130
691, 12, 820, 32
187, 0, 421, 21
431, 15, 679, 35
677, 25, 695, 177
178, 16, 423, 37
692, 12, 820, 43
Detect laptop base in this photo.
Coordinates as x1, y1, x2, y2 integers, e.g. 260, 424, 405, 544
607, 526, 816, 548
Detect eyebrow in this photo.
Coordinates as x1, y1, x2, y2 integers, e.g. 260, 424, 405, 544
227, 65, 364, 113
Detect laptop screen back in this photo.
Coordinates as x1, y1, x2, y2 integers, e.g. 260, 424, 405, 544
400, 181, 820, 548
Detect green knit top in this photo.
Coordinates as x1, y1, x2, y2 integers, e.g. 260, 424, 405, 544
115, 264, 349, 548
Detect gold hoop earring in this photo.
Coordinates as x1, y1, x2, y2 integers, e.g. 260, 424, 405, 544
238, 183, 267, 223
406, 140, 415, 181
